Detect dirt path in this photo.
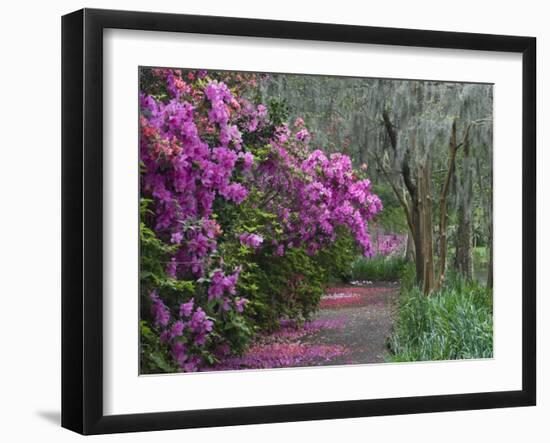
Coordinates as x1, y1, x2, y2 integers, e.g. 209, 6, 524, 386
214, 282, 400, 370
306, 282, 400, 365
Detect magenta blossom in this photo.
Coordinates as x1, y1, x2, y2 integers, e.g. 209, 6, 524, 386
235, 298, 248, 313
239, 232, 264, 249
170, 320, 185, 338
150, 290, 170, 327
179, 298, 194, 318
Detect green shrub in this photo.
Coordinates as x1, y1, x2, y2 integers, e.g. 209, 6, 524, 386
314, 229, 357, 283
139, 199, 197, 373
388, 272, 493, 362
473, 246, 489, 263
350, 255, 407, 281
398, 261, 416, 291
221, 229, 356, 332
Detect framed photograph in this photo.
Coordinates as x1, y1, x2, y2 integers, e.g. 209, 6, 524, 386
62, 8, 536, 435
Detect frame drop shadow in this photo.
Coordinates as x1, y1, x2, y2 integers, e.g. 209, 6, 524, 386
36, 410, 61, 426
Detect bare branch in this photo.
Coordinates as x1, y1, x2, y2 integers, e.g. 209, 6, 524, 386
374, 151, 415, 235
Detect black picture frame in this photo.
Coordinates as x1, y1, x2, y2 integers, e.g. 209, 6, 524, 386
61, 8, 536, 435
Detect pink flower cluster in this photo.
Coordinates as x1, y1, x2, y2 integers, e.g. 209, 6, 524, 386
208, 267, 241, 301
150, 290, 170, 327
140, 69, 267, 370
266, 317, 347, 341
150, 294, 215, 372
374, 233, 406, 256
140, 73, 265, 280
257, 123, 382, 257
320, 286, 394, 309
238, 232, 264, 249
213, 343, 348, 370
211, 315, 348, 370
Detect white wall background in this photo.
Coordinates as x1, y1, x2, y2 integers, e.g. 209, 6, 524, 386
0, 0, 546, 441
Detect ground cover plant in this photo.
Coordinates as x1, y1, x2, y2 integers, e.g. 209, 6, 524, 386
388, 267, 493, 361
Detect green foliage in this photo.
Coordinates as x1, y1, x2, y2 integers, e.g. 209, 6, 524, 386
140, 320, 176, 374
473, 246, 489, 265
398, 261, 417, 292
266, 98, 290, 127
314, 229, 357, 283
255, 248, 326, 328
350, 255, 407, 281
140, 198, 198, 373
371, 183, 408, 234
138, 69, 169, 101
241, 97, 290, 149
140, 199, 196, 299
214, 183, 358, 333
219, 220, 355, 332
388, 272, 493, 362
218, 242, 324, 332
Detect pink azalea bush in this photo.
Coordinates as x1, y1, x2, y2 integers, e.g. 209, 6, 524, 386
374, 233, 406, 256
139, 67, 382, 373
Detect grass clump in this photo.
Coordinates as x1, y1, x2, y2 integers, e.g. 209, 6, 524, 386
350, 255, 407, 281
388, 270, 493, 362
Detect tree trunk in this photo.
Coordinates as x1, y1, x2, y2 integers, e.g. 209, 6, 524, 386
381, 110, 426, 286
455, 205, 473, 280
455, 209, 473, 278
405, 232, 415, 261
487, 222, 493, 289
411, 201, 424, 286
455, 133, 474, 280
486, 166, 494, 289
476, 150, 493, 290
418, 161, 435, 295
435, 120, 459, 290
380, 110, 435, 292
